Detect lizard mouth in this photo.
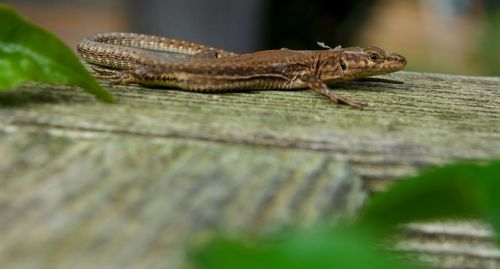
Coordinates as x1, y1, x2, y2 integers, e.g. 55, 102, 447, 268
341, 62, 406, 81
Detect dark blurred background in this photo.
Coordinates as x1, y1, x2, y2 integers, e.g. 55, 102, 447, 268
5, 0, 500, 76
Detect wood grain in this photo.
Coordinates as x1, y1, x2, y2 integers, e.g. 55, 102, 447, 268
0, 71, 499, 268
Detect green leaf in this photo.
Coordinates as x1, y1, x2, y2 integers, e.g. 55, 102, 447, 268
359, 161, 500, 237
0, 4, 113, 102
193, 227, 427, 269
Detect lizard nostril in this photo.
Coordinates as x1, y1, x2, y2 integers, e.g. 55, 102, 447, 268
395, 54, 406, 64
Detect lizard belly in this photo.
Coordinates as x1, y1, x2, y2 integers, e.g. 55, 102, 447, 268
132, 68, 304, 92
136, 75, 302, 92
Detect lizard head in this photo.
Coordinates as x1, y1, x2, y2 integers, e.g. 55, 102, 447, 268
339, 46, 406, 80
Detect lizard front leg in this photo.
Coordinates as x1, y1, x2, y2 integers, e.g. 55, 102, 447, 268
299, 74, 365, 108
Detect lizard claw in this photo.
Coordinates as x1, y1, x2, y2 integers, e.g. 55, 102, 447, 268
335, 96, 366, 109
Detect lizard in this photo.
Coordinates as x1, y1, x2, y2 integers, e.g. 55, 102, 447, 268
77, 32, 407, 108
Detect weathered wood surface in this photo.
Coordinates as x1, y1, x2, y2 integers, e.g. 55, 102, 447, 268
0, 71, 499, 268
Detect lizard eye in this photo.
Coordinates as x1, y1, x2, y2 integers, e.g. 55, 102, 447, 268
369, 53, 381, 61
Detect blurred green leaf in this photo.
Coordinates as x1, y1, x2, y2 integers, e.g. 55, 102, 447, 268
359, 161, 500, 237
194, 227, 426, 269
0, 4, 113, 102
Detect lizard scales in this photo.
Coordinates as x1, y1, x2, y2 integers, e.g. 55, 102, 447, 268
78, 32, 407, 108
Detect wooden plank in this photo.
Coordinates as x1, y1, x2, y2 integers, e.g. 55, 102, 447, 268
1, 71, 499, 188
0, 71, 499, 268
0, 130, 363, 268
397, 221, 500, 269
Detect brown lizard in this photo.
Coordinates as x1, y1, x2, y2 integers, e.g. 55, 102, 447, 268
77, 32, 407, 108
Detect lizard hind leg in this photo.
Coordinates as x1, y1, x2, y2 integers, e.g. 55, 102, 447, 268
87, 64, 136, 85
299, 74, 365, 108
